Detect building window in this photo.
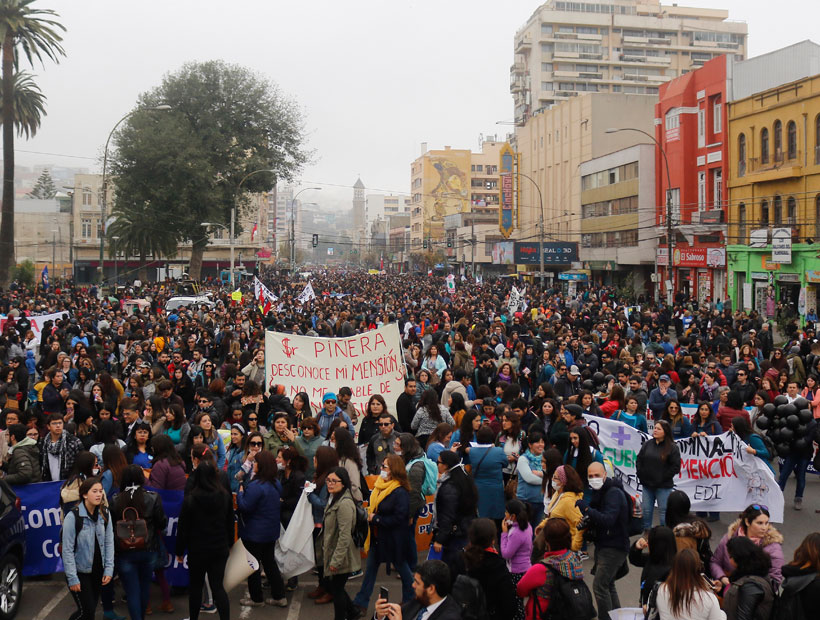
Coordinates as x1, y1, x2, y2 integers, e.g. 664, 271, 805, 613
713, 99, 722, 134
773, 195, 782, 225
761, 128, 769, 164
761, 199, 769, 225
697, 108, 705, 148
697, 172, 706, 210
81, 218, 91, 238
787, 196, 797, 225
82, 189, 92, 206
773, 120, 783, 161
816, 115, 820, 164
712, 169, 722, 208
738, 133, 746, 177
787, 121, 797, 160
738, 203, 746, 244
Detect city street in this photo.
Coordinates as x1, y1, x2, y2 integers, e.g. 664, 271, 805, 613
18, 474, 818, 620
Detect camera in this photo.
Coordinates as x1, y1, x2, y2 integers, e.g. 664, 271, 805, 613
577, 514, 591, 531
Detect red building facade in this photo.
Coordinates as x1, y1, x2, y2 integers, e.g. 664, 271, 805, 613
655, 56, 729, 305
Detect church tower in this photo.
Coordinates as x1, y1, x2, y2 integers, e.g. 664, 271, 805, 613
353, 176, 365, 233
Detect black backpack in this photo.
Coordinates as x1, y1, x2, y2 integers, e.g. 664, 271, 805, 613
772, 573, 814, 620
351, 502, 369, 548
621, 488, 644, 537
533, 563, 596, 620
451, 574, 489, 620
58, 505, 109, 555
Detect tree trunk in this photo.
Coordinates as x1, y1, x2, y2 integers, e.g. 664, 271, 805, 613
138, 250, 148, 283
0, 36, 16, 287
188, 238, 207, 280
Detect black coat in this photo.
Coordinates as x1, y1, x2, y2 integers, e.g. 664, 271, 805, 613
636, 439, 681, 489
175, 488, 234, 558
279, 469, 306, 528
455, 551, 517, 620
402, 596, 462, 620
370, 486, 412, 565
433, 476, 474, 546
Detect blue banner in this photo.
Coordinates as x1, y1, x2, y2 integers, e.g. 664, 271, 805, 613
13, 481, 191, 586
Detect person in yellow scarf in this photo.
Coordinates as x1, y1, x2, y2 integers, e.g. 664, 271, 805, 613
351, 454, 416, 613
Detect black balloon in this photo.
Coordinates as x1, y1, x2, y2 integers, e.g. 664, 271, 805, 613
777, 403, 797, 418
792, 397, 810, 411
774, 417, 786, 428
769, 428, 782, 442
592, 372, 605, 385
762, 403, 777, 418
794, 438, 809, 452
776, 443, 791, 458
798, 409, 813, 424
581, 379, 595, 391
756, 416, 771, 430
773, 395, 789, 407
780, 427, 795, 442
795, 424, 807, 438
786, 414, 800, 429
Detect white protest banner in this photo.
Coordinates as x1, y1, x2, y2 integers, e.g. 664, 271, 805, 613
0, 311, 69, 344
253, 276, 278, 314
296, 282, 316, 304
265, 323, 406, 417
584, 414, 785, 522
508, 286, 522, 314
445, 274, 455, 293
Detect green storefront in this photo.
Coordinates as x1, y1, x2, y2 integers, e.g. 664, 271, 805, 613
727, 243, 820, 319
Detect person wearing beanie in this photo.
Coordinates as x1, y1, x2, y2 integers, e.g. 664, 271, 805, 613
316, 392, 353, 439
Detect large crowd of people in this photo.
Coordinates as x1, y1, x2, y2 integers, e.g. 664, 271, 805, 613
0, 269, 819, 620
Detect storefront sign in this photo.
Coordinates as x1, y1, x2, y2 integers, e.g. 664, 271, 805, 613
762, 256, 781, 271
749, 229, 768, 248
751, 272, 769, 280
656, 247, 668, 266
778, 273, 800, 283
771, 228, 792, 264
672, 247, 725, 268
513, 242, 577, 265
499, 143, 515, 238
806, 270, 820, 284
558, 272, 589, 281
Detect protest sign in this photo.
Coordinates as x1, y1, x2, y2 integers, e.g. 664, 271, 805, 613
265, 323, 406, 417
585, 414, 785, 522
0, 311, 68, 344
296, 281, 316, 304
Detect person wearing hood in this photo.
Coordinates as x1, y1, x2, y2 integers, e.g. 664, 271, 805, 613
0, 423, 41, 484
432, 450, 478, 574
25, 349, 36, 389
574, 461, 630, 620
316, 392, 354, 439
710, 504, 785, 589
665, 490, 714, 572
787, 345, 807, 385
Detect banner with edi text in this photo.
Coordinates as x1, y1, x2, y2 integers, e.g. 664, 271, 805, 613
265, 323, 406, 417
584, 414, 785, 522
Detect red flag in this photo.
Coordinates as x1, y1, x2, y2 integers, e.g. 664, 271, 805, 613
251, 223, 258, 242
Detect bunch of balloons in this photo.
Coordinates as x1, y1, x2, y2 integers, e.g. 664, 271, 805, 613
755, 395, 814, 457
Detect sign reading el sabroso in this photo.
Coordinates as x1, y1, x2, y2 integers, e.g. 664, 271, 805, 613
265, 323, 406, 416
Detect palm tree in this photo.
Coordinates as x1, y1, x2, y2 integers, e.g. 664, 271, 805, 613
0, 71, 45, 137
0, 0, 65, 286
106, 201, 180, 283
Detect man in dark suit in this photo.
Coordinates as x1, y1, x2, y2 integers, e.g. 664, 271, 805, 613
374, 560, 462, 620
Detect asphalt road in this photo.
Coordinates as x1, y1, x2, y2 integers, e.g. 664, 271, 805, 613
18, 473, 818, 620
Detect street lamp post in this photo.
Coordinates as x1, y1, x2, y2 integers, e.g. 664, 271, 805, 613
99, 104, 171, 284
51, 229, 57, 279
110, 236, 121, 286
606, 127, 673, 305
502, 171, 544, 288
290, 187, 321, 273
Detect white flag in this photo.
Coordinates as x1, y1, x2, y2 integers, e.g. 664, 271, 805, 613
445, 274, 456, 292
296, 281, 316, 304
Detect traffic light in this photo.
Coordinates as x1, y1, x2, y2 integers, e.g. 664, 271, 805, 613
312, 233, 318, 248
423, 239, 427, 249
447, 239, 453, 248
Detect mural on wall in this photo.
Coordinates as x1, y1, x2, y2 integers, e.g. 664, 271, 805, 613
427, 155, 469, 218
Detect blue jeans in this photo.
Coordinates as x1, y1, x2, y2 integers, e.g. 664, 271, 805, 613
642, 486, 673, 530
352, 549, 414, 607
592, 546, 627, 620
778, 455, 811, 498
116, 550, 154, 620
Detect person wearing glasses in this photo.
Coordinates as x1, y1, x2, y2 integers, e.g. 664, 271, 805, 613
317, 392, 353, 439
648, 374, 676, 420
366, 413, 398, 475
660, 400, 693, 440
710, 504, 785, 591
318, 467, 360, 620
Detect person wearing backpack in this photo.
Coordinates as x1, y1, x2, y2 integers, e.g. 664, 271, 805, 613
636, 420, 681, 529
516, 517, 589, 620
628, 525, 676, 610
62, 476, 115, 620
723, 537, 775, 620
397, 433, 436, 571
453, 518, 516, 620
731, 416, 775, 474
778, 532, 820, 619
352, 454, 414, 617
318, 466, 360, 620
433, 450, 478, 574
113, 464, 167, 620
575, 460, 630, 620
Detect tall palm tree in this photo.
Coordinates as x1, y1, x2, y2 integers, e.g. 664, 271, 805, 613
107, 201, 180, 283
0, 71, 45, 137
0, 0, 65, 286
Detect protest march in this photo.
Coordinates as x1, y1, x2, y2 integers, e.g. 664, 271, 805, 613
0, 268, 818, 620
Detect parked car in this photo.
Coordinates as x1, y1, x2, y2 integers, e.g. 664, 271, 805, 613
0, 479, 25, 620
164, 295, 215, 313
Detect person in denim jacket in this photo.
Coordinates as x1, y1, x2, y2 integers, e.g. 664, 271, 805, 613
62, 477, 115, 620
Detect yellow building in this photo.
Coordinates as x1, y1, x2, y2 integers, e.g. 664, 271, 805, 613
727, 73, 820, 315
409, 141, 503, 250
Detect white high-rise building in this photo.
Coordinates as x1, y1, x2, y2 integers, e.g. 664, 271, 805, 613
511, 0, 747, 124
273, 184, 303, 255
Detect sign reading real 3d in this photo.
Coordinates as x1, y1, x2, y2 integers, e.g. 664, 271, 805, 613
513, 242, 578, 265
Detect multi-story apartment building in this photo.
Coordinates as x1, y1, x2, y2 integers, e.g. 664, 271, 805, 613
511, 0, 747, 125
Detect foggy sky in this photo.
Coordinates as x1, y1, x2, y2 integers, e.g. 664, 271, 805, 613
16, 0, 820, 209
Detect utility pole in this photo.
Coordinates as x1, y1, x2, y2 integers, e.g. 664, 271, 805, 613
471, 215, 476, 277
51, 229, 56, 279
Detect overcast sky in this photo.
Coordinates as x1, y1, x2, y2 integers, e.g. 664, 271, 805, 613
16, 0, 820, 209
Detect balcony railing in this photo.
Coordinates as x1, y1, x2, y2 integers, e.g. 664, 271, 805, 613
748, 151, 802, 174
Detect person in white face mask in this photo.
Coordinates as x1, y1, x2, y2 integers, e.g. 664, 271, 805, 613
574, 461, 630, 620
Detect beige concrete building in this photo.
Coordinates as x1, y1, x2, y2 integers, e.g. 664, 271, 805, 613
13, 198, 72, 279
68, 174, 270, 282
511, 0, 747, 125
515, 92, 657, 250
409, 140, 505, 249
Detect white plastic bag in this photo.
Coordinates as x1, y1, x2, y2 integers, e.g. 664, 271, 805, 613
608, 608, 644, 620
275, 491, 315, 578
223, 539, 260, 592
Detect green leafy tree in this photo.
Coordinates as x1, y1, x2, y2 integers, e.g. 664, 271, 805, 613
29, 166, 55, 198
12, 258, 33, 286
0, 0, 65, 285
107, 200, 180, 283
110, 60, 309, 279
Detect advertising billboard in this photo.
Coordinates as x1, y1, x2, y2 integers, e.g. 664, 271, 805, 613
514, 242, 578, 265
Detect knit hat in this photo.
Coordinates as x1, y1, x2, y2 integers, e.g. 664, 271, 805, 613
554, 465, 568, 486
323, 392, 337, 403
